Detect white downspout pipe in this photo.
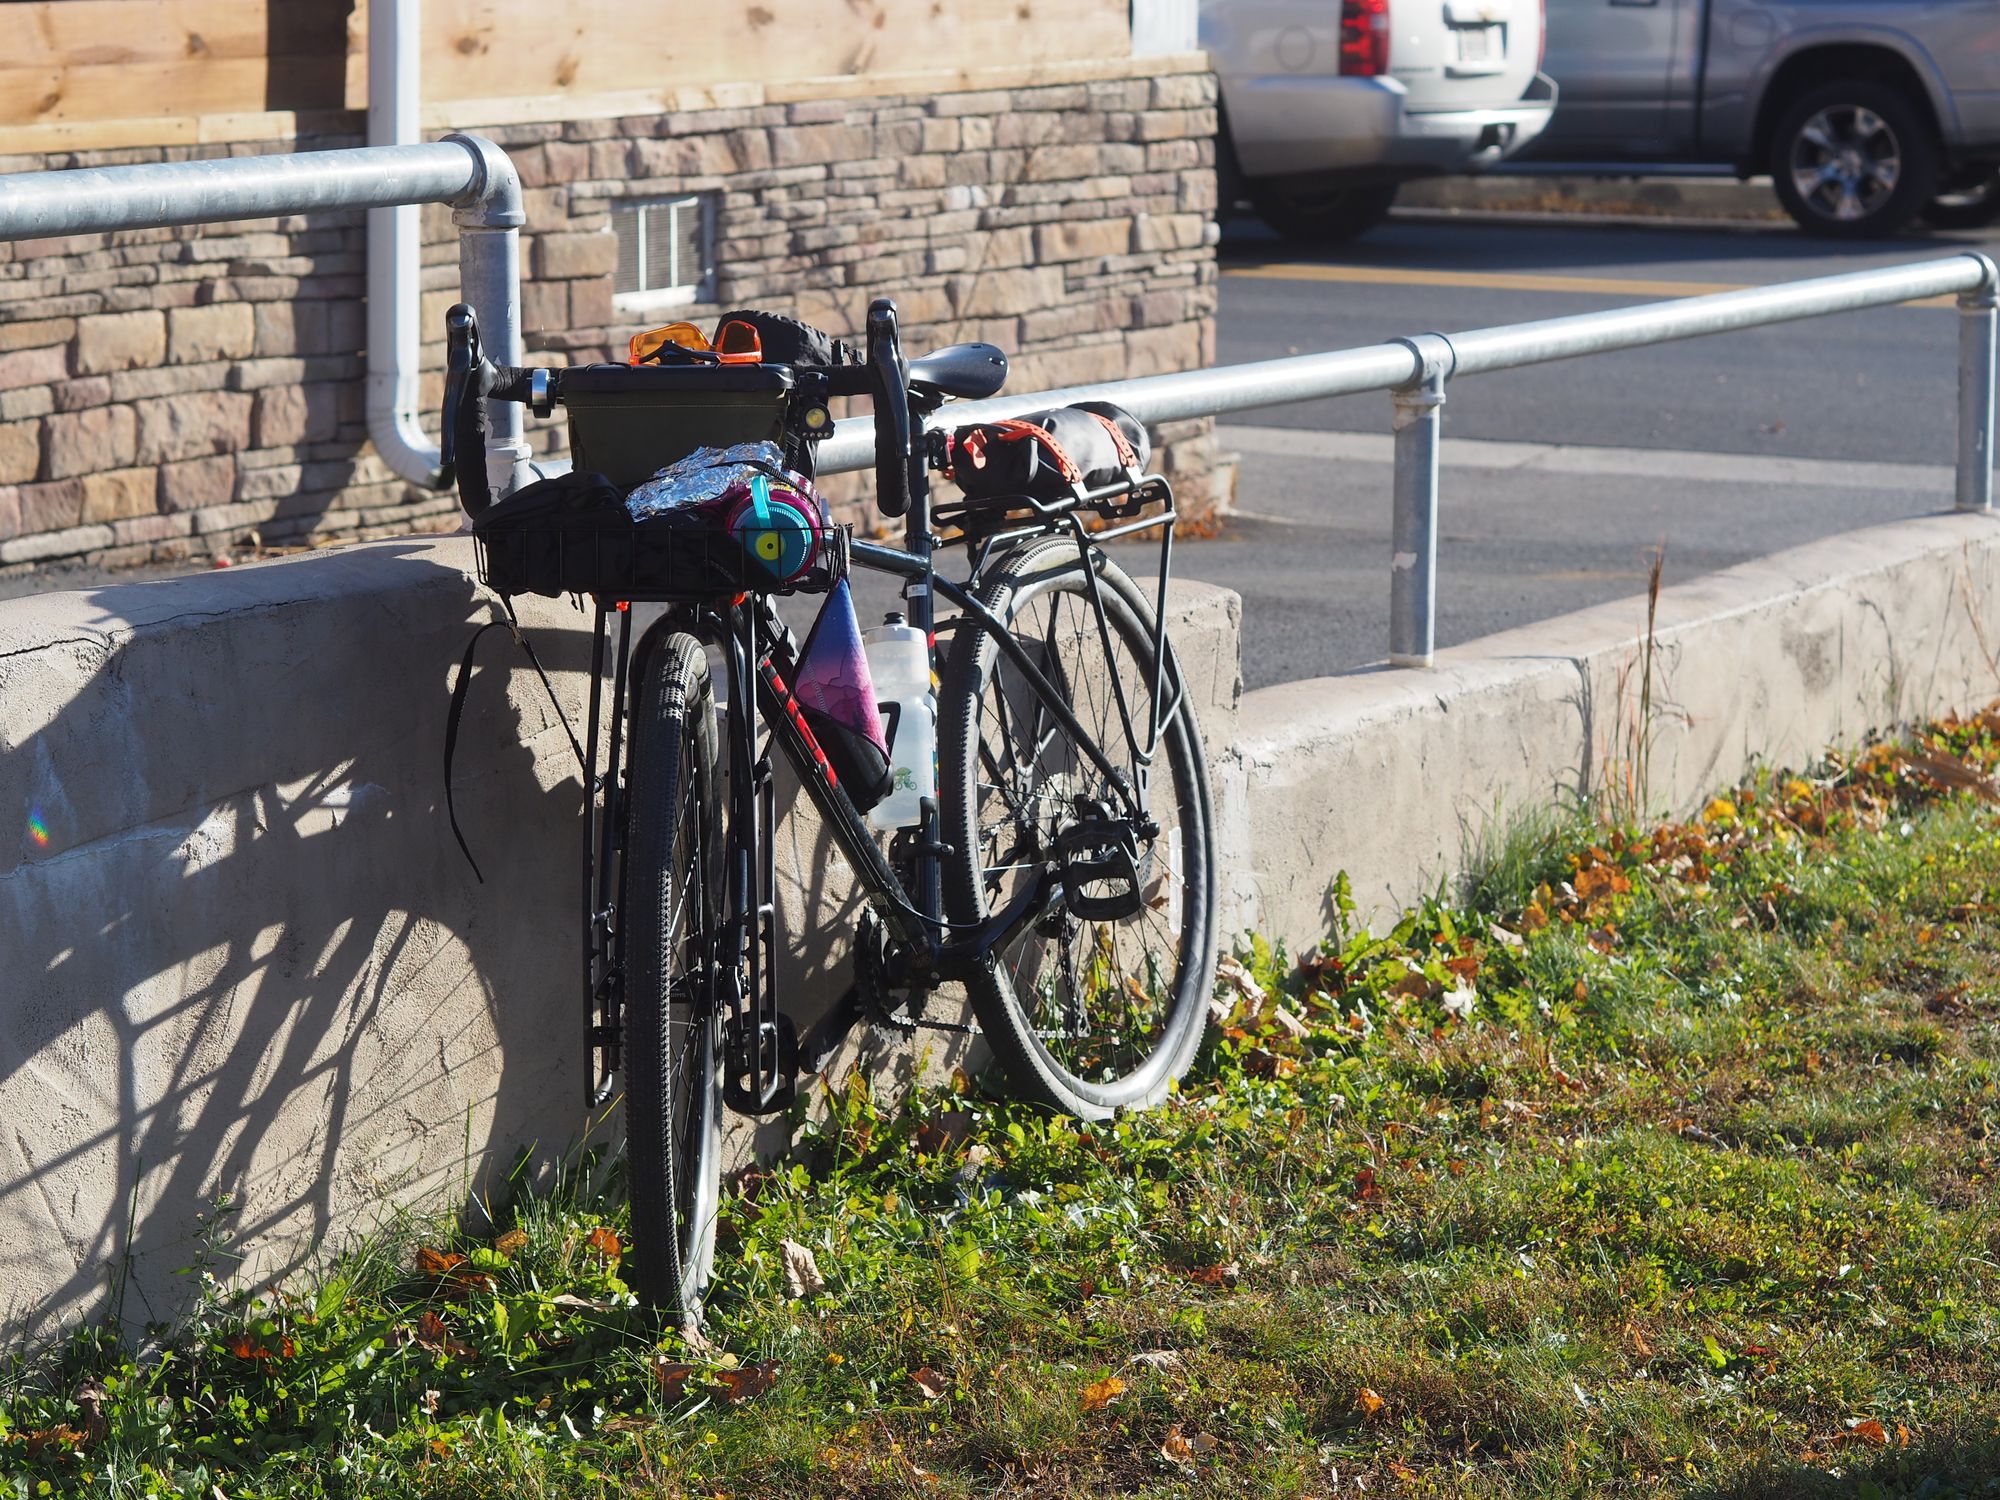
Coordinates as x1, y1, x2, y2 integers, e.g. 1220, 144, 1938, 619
366, 0, 443, 489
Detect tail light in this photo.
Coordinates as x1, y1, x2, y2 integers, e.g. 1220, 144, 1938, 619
1338, 0, 1391, 77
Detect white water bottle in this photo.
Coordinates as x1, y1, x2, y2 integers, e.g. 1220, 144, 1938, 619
864, 611, 936, 831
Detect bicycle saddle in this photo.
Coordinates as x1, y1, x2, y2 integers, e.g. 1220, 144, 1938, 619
907, 342, 1008, 403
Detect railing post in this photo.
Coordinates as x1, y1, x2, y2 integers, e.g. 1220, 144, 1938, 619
1957, 252, 1999, 513
1389, 334, 1454, 667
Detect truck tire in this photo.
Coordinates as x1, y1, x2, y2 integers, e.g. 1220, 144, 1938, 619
1248, 182, 1399, 245
1769, 79, 1938, 239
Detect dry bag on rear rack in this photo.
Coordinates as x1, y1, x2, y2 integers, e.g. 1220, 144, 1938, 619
945, 401, 1150, 504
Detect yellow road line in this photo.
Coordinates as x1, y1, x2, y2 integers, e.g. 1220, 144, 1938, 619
1222, 260, 1955, 307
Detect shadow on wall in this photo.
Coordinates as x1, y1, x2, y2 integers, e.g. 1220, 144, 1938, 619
0, 546, 596, 1339
0, 541, 984, 1341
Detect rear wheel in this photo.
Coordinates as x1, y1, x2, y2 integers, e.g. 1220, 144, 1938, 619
622, 630, 723, 1316
1770, 79, 1937, 239
1249, 180, 1399, 244
939, 536, 1218, 1118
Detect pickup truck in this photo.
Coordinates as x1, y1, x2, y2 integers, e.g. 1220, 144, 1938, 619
1204, 0, 1558, 242
1522, 0, 2000, 237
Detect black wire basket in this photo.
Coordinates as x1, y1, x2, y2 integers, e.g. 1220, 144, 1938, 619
475, 511, 849, 602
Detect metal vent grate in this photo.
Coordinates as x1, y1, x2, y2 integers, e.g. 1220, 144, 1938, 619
611, 194, 715, 308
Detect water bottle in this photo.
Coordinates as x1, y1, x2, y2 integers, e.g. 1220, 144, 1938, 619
863, 611, 935, 831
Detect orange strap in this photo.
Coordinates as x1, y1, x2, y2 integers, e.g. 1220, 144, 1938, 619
951, 418, 1084, 486
1084, 409, 1139, 471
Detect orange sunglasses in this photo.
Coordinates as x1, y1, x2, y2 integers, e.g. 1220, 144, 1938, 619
627, 317, 764, 367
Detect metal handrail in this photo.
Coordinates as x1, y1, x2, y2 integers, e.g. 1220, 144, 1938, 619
819, 250, 2000, 667
0, 136, 534, 502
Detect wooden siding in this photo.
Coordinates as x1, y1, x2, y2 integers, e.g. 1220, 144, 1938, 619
0, 0, 1134, 151
0, 2, 350, 130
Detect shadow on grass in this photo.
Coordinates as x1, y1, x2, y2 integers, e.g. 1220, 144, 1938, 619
1698, 1425, 2000, 1498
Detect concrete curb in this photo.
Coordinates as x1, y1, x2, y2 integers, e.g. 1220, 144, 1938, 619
5, 507, 2000, 1332
1398, 173, 1788, 224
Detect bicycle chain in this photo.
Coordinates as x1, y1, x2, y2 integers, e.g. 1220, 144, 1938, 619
854, 910, 979, 1038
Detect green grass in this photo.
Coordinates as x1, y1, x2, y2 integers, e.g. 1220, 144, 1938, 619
13, 711, 2000, 1497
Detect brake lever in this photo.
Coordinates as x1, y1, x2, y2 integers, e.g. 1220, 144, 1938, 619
867, 298, 912, 518
440, 302, 483, 493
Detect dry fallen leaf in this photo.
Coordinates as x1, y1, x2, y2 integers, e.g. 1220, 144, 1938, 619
224, 1331, 295, 1363
550, 1292, 613, 1312
1356, 1386, 1385, 1416
493, 1228, 529, 1257
413, 1310, 475, 1360
910, 1366, 948, 1401
416, 1247, 464, 1278
1243, 1047, 1298, 1079
19, 1427, 86, 1460
1906, 750, 2000, 803
651, 1358, 700, 1399
1215, 954, 1264, 1004
72, 1379, 107, 1444
1186, 1261, 1239, 1287
585, 1227, 622, 1264
779, 1238, 825, 1299
1126, 1349, 1182, 1372
1161, 1425, 1194, 1465
714, 1359, 780, 1403
1845, 1417, 1891, 1448
1080, 1375, 1126, 1412
1354, 1166, 1385, 1202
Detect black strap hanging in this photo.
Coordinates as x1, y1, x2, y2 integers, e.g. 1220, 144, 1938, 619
443, 596, 588, 884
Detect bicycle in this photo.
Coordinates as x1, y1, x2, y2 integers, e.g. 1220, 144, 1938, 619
440, 297, 1219, 1315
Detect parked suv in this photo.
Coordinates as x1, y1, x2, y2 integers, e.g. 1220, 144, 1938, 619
1203, 0, 1558, 242
1525, 0, 2000, 237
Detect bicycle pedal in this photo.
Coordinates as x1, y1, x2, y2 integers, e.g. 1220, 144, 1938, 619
722, 1014, 799, 1115
1054, 819, 1144, 922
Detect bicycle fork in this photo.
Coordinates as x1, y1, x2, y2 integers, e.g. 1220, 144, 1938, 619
715, 602, 797, 1116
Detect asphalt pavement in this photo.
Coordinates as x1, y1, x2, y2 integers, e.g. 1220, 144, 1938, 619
1160, 209, 2000, 688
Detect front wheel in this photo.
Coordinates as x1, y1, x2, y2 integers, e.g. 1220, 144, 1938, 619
938, 536, 1219, 1118
622, 630, 723, 1316
1769, 80, 1937, 239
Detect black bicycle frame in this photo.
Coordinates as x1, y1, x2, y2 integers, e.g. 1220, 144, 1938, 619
578, 347, 1189, 1118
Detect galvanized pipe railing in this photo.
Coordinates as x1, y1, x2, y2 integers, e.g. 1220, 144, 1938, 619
0, 136, 532, 501
819, 249, 2000, 667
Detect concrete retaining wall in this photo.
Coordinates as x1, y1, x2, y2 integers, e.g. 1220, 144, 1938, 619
5, 508, 1998, 1334
1218, 512, 2000, 943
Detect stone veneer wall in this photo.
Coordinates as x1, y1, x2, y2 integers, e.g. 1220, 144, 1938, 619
0, 58, 1222, 577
